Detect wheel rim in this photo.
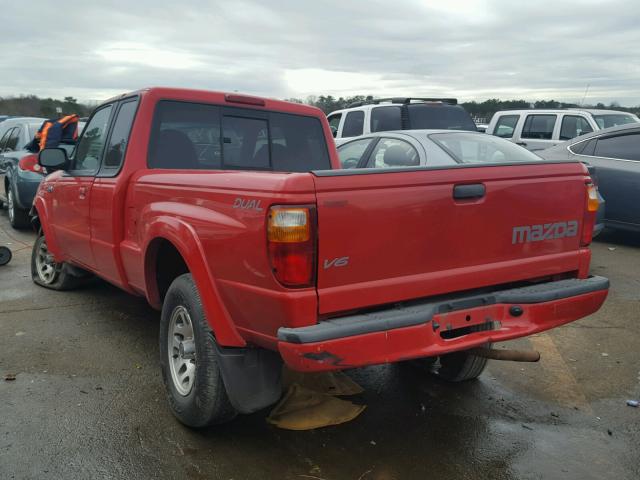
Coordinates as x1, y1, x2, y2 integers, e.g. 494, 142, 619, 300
168, 305, 197, 396
7, 189, 14, 223
35, 237, 58, 284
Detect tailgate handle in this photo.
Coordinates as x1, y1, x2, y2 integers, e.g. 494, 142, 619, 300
453, 184, 485, 200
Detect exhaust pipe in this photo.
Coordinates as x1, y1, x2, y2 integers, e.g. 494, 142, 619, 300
470, 348, 540, 362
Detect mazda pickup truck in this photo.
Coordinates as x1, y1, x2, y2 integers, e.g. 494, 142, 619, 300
31, 87, 608, 428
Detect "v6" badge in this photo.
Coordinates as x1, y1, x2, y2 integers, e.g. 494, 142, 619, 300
323, 256, 349, 269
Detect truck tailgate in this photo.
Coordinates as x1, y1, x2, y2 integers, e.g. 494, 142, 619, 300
313, 162, 591, 315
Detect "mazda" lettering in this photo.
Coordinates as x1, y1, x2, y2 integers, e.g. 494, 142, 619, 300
512, 220, 579, 244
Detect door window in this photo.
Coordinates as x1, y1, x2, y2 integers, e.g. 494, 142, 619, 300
5, 127, 21, 151
593, 133, 640, 160
0, 128, 13, 151
101, 100, 138, 174
371, 106, 402, 132
327, 113, 342, 136
560, 115, 593, 140
521, 115, 557, 140
493, 115, 519, 138
337, 138, 372, 168
367, 138, 420, 168
342, 111, 365, 137
73, 105, 113, 173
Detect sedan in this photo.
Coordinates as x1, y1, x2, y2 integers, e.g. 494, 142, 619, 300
337, 129, 605, 234
538, 124, 640, 233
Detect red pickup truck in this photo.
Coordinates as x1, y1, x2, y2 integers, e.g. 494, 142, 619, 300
32, 87, 609, 428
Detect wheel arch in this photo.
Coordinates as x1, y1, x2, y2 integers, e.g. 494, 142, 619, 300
142, 218, 245, 347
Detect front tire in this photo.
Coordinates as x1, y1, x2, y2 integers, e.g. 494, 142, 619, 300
159, 273, 237, 428
7, 186, 30, 229
31, 231, 83, 290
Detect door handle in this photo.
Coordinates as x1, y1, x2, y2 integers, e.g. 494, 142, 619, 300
516, 142, 527, 147
78, 186, 87, 199
453, 183, 486, 200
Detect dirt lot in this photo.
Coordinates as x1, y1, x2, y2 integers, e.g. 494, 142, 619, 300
0, 211, 638, 480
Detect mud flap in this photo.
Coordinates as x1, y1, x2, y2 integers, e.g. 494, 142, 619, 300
213, 343, 283, 414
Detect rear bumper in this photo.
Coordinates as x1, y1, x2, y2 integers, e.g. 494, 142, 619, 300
277, 276, 609, 372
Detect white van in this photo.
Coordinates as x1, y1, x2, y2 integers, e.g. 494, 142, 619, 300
486, 109, 639, 151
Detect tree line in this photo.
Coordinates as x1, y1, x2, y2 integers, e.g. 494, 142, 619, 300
0, 95, 93, 118
288, 95, 640, 120
2, 94, 639, 121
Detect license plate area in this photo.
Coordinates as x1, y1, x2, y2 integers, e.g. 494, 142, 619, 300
433, 305, 503, 340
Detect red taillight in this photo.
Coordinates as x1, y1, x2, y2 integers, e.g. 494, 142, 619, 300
18, 154, 43, 173
267, 206, 316, 288
581, 184, 599, 246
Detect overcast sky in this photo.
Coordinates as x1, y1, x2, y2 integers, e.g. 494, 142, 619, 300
1, 0, 640, 105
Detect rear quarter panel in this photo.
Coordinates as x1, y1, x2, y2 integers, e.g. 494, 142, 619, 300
123, 170, 321, 348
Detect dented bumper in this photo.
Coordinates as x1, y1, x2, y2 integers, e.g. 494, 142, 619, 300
277, 276, 609, 372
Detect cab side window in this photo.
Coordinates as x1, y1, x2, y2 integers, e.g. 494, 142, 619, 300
521, 114, 556, 140
342, 111, 365, 138
560, 115, 593, 140
371, 106, 402, 133
72, 105, 113, 173
101, 100, 138, 174
493, 115, 519, 138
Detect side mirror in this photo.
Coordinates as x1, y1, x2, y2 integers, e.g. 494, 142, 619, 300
330, 126, 338, 138
38, 148, 69, 171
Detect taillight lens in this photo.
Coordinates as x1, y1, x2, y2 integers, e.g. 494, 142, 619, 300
18, 154, 43, 173
267, 206, 316, 288
581, 184, 599, 246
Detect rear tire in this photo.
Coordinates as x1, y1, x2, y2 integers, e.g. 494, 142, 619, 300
159, 273, 237, 428
431, 346, 490, 382
7, 187, 30, 229
31, 231, 84, 290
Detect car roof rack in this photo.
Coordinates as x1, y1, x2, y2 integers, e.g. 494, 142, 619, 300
347, 97, 458, 108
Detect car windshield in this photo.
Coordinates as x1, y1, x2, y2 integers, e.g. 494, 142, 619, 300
429, 132, 543, 164
591, 114, 638, 129
407, 104, 477, 131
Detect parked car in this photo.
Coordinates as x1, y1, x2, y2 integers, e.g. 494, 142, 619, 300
0, 117, 47, 227
538, 123, 640, 232
0, 117, 84, 228
486, 109, 639, 151
32, 87, 607, 428
327, 97, 477, 144
336, 130, 605, 235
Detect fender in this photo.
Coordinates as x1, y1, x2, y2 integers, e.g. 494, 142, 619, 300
32, 195, 64, 261
142, 215, 246, 347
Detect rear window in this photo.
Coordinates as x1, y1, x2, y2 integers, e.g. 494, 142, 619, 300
407, 104, 476, 131
591, 114, 638, 129
429, 132, 542, 164
148, 101, 330, 172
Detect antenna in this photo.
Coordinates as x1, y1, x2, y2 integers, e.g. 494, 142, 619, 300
580, 84, 590, 106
